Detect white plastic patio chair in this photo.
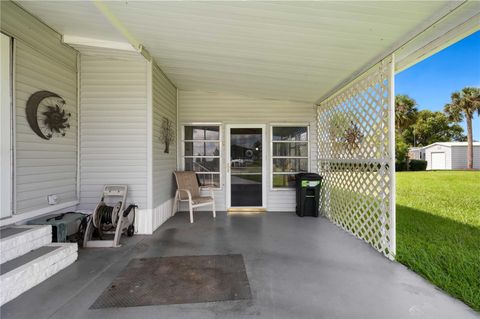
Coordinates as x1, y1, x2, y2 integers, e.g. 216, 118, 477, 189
172, 171, 216, 223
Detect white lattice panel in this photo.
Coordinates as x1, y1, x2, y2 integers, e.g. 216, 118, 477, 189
317, 57, 395, 259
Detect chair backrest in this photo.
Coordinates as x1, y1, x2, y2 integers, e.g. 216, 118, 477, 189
174, 171, 200, 200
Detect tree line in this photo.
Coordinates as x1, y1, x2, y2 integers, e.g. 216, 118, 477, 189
395, 87, 480, 169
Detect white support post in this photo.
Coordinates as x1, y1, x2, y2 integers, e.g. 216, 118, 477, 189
388, 54, 396, 258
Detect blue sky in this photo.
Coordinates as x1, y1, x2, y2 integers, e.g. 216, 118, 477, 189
395, 31, 480, 140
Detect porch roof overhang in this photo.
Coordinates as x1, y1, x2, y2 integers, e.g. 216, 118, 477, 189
16, 0, 480, 103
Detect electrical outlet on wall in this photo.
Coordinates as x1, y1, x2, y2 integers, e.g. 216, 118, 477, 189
47, 194, 58, 205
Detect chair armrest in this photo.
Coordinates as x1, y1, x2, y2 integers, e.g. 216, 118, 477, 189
177, 189, 192, 202
207, 187, 215, 199
200, 186, 214, 198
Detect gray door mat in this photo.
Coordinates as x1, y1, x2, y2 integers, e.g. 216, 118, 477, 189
90, 254, 252, 309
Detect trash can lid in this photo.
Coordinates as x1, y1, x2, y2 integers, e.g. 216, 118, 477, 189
296, 172, 322, 181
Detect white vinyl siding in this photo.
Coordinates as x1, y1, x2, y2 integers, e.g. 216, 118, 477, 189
79, 56, 148, 211
152, 62, 177, 207
451, 145, 480, 170
1, 1, 78, 214
1, 1, 76, 71
178, 90, 317, 211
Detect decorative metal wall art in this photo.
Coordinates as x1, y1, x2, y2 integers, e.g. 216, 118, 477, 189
161, 117, 175, 153
343, 121, 365, 155
26, 91, 71, 140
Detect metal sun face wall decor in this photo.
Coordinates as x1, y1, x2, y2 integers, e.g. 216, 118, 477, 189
26, 91, 71, 140
161, 117, 175, 154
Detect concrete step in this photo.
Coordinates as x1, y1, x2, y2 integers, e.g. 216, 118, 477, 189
0, 225, 52, 263
0, 243, 77, 306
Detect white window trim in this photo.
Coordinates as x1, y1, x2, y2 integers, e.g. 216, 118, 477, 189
270, 123, 310, 191
180, 123, 223, 190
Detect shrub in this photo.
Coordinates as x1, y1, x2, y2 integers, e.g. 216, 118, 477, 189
396, 161, 407, 171
409, 159, 427, 171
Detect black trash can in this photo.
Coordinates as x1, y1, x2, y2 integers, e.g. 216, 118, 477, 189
295, 173, 322, 217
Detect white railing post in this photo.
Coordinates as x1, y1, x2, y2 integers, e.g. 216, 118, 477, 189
388, 54, 396, 259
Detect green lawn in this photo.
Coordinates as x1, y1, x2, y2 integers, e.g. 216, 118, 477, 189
396, 171, 480, 311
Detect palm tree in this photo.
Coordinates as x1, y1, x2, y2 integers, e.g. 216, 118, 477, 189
444, 87, 480, 169
395, 95, 418, 135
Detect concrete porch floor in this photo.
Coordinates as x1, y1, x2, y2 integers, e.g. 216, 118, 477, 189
1, 212, 477, 319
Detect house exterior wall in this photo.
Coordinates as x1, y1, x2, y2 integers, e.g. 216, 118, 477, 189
151, 62, 177, 230
451, 146, 480, 169
425, 144, 452, 170
78, 56, 149, 215
408, 148, 425, 160
177, 90, 317, 212
0, 3, 180, 230
1, 1, 78, 216
409, 149, 420, 160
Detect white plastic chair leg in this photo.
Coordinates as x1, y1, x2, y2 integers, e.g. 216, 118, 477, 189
172, 191, 179, 216
212, 201, 216, 218
189, 202, 194, 223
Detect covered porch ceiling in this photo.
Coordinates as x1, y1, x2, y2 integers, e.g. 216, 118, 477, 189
17, 1, 480, 103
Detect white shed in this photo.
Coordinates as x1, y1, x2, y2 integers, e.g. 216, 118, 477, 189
424, 142, 480, 170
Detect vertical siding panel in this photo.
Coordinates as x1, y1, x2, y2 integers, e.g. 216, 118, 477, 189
446, 146, 452, 169
1, 2, 78, 214
473, 146, 480, 169
151, 63, 177, 230
79, 56, 148, 211
451, 147, 459, 169
178, 90, 317, 211
451, 146, 480, 169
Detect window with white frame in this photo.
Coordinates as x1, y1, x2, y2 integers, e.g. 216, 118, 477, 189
271, 126, 309, 188
182, 125, 221, 188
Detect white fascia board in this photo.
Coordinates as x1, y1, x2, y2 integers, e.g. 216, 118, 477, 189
395, 3, 480, 73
